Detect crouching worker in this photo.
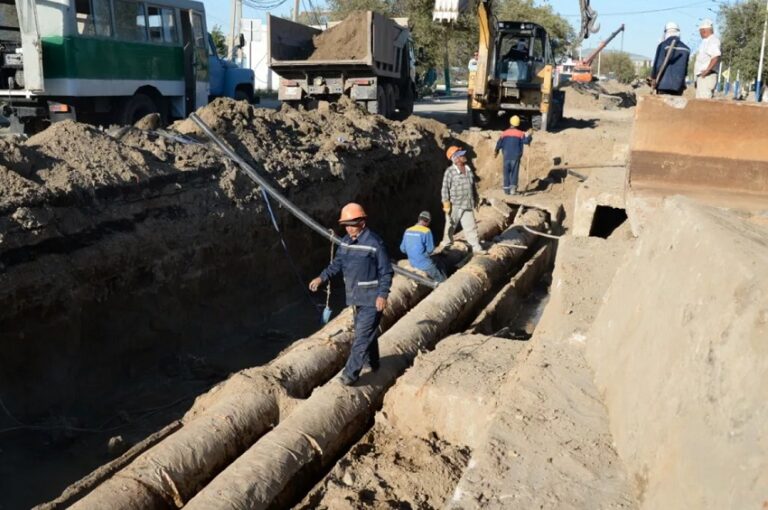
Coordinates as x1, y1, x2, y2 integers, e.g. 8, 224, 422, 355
309, 203, 393, 386
400, 211, 446, 283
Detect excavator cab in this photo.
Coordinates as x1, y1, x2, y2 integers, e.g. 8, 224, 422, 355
470, 21, 562, 130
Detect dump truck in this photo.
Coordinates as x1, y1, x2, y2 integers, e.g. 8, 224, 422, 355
268, 11, 417, 119
0, 0, 254, 133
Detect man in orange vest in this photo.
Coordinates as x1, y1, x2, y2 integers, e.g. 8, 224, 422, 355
494, 115, 532, 195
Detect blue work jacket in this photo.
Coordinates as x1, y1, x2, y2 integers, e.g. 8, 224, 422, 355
652, 36, 690, 93
399, 224, 435, 271
320, 228, 393, 307
495, 128, 531, 162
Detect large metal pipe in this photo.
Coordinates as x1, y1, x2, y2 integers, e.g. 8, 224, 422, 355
185, 210, 547, 510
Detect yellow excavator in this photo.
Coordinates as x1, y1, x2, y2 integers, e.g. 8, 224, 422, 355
434, 0, 599, 130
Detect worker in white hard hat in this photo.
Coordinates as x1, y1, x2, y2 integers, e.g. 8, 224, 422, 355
694, 18, 721, 99
649, 21, 690, 95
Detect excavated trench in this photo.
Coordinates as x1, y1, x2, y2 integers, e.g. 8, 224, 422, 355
0, 99, 459, 508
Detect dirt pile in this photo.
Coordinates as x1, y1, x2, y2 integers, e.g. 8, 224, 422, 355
309, 11, 369, 61
299, 422, 470, 509
0, 98, 450, 508
564, 80, 637, 110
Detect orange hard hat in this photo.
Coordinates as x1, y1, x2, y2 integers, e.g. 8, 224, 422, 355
339, 202, 367, 224
446, 145, 465, 160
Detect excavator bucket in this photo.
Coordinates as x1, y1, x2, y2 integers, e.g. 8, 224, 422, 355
629, 95, 768, 209
433, 0, 468, 22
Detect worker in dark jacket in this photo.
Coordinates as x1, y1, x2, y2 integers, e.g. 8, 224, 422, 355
650, 22, 690, 95
494, 115, 532, 195
309, 202, 393, 385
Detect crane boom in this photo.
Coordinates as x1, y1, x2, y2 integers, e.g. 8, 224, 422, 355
583, 23, 625, 66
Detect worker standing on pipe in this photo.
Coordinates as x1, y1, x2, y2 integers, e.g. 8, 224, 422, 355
400, 211, 446, 283
649, 22, 690, 96
694, 19, 721, 99
309, 203, 393, 385
494, 115, 532, 195
441, 146, 485, 254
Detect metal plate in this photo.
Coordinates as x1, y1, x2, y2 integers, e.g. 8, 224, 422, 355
4, 53, 23, 67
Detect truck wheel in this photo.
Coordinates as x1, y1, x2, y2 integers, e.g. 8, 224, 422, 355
120, 93, 159, 126
371, 84, 387, 116
471, 110, 492, 128
397, 85, 414, 119
234, 86, 254, 104
532, 114, 543, 131
385, 84, 397, 119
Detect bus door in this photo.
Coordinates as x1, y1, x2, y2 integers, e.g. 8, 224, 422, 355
180, 9, 195, 116
14, 0, 44, 91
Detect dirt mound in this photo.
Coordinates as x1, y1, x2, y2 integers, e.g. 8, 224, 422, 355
299, 421, 470, 509
309, 11, 369, 61
564, 81, 637, 110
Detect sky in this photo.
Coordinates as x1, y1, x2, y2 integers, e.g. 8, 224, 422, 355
202, 0, 730, 59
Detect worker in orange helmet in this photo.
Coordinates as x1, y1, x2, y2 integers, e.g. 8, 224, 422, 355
309, 203, 393, 386
440, 146, 484, 254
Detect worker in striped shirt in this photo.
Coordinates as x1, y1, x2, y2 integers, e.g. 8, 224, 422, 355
441, 146, 484, 254
400, 211, 446, 282
495, 115, 532, 195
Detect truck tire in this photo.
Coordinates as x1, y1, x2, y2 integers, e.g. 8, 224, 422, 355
385, 84, 397, 119
370, 84, 387, 116
397, 85, 414, 120
532, 114, 544, 131
120, 93, 159, 126
471, 110, 492, 128
234, 86, 254, 104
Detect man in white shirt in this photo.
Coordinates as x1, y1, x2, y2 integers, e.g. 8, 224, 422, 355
694, 19, 721, 99
468, 51, 479, 72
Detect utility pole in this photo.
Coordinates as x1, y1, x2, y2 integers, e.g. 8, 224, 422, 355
293, 0, 299, 21
756, 0, 768, 101
229, 0, 237, 59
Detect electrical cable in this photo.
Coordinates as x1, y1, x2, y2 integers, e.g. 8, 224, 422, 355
259, 188, 324, 320
522, 224, 562, 240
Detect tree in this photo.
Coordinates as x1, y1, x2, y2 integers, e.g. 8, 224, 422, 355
593, 51, 636, 83
210, 25, 228, 57
719, 0, 768, 84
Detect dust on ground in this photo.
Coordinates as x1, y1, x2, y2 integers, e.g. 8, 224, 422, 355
299, 422, 470, 510
309, 11, 369, 61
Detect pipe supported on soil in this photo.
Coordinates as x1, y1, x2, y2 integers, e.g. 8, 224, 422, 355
184, 210, 547, 510
63, 206, 513, 510
189, 113, 438, 289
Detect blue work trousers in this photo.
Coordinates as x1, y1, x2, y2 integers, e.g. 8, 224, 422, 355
422, 261, 446, 283
343, 305, 382, 380
503, 158, 521, 193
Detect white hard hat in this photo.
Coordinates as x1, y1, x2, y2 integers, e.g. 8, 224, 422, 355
699, 18, 713, 29
665, 21, 680, 32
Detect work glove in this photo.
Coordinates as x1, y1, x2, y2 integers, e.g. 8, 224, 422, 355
442, 201, 452, 214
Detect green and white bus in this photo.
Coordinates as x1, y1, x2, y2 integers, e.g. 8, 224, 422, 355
0, 0, 253, 130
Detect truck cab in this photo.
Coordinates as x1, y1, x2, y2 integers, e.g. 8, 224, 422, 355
207, 33, 256, 103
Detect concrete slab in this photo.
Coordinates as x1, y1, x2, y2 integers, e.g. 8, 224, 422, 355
572, 166, 627, 237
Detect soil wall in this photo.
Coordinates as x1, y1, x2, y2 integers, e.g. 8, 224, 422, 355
586, 197, 768, 509
0, 99, 449, 420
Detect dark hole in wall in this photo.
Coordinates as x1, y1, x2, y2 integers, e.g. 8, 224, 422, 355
589, 206, 627, 239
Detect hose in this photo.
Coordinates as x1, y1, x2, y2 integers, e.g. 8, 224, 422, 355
189, 113, 439, 289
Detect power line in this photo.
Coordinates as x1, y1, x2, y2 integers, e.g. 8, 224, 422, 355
563, 1, 715, 17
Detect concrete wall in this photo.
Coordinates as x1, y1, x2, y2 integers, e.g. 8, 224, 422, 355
586, 196, 768, 509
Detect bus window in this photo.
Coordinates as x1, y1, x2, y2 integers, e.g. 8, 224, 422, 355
75, 0, 113, 37
191, 12, 205, 49
114, 0, 147, 42
147, 6, 177, 43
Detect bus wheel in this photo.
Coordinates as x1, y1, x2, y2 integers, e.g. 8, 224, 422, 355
120, 93, 159, 126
